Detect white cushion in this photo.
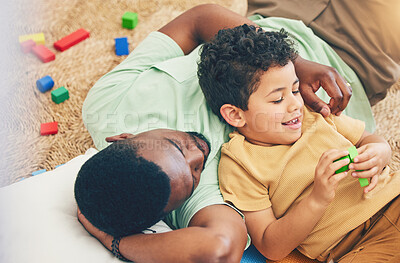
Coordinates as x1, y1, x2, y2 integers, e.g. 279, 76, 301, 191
0, 148, 127, 263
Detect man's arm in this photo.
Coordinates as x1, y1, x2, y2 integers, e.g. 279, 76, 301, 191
158, 4, 258, 55
78, 205, 248, 263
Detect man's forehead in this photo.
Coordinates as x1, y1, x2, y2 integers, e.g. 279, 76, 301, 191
135, 128, 184, 138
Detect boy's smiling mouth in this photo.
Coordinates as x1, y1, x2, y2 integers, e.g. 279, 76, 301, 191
282, 116, 302, 130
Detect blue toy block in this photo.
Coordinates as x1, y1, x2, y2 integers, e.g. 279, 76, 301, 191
36, 75, 54, 93
115, 37, 129, 56
32, 169, 47, 176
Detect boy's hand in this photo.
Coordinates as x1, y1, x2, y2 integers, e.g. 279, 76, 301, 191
350, 143, 392, 193
311, 150, 350, 207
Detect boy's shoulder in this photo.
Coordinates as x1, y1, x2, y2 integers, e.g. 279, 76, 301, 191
223, 131, 246, 151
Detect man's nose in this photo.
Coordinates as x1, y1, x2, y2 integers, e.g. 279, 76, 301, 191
185, 146, 204, 173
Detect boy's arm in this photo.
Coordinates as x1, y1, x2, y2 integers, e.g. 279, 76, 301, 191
78, 205, 247, 262
159, 4, 351, 116
351, 131, 392, 193
243, 150, 350, 261
243, 199, 325, 260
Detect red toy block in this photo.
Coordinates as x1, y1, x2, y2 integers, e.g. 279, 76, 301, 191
40, 122, 58, 135
54, 28, 90, 51
20, 39, 36, 53
32, 45, 55, 63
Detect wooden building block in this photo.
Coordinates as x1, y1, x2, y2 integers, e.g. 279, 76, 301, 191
19, 33, 45, 45
348, 146, 359, 161
36, 75, 54, 93
358, 178, 369, 187
40, 122, 58, 135
54, 28, 90, 51
115, 37, 129, 56
51, 86, 69, 104
32, 45, 55, 63
122, 12, 138, 29
20, 39, 36, 53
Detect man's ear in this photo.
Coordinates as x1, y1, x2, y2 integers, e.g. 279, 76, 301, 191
105, 133, 135, 142
220, 104, 246, 128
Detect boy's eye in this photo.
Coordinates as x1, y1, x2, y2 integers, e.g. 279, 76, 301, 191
292, 90, 300, 95
272, 97, 284, 104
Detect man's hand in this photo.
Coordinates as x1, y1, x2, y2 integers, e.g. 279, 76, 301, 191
77, 208, 113, 251
294, 56, 352, 117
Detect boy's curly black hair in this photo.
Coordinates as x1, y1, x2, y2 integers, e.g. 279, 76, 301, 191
74, 139, 171, 238
198, 24, 298, 122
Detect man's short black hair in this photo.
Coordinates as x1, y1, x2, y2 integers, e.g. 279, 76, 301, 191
198, 24, 298, 122
74, 139, 171, 238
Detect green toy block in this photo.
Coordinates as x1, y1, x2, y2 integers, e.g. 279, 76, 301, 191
358, 178, 369, 187
122, 12, 138, 29
334, 146, 370, 187
334, 155, 351, 174
348, 146, 358, 161
51, 86, 69, 104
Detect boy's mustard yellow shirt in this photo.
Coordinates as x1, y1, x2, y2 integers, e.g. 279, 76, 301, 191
219, 107, 400, 260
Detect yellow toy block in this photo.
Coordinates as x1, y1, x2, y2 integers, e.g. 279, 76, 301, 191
19, 33, 45, 45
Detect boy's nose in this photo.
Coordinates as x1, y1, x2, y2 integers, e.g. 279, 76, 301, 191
288, 95, 303, 112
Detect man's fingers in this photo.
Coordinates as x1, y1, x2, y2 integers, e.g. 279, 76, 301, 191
300, 84, 331, 117
335, 78, 352, 113
323, 79, 343, 115
321, 69, 351, 115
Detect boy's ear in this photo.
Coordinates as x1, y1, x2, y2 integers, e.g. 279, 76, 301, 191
220, 104, 246, 128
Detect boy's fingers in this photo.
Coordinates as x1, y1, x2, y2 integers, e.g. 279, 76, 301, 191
350, 156, 377, 171
352, 145, 368, 162
353, 152, 373, 164
330, 157, 351, 173
364, 175, 379, 193
352, 166, 379, 178
329, 171, 348, 184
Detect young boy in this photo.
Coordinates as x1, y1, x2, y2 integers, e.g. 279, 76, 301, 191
198, 25, 400, 262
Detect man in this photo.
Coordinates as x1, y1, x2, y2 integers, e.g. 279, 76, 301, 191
77, 4, 355, 262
